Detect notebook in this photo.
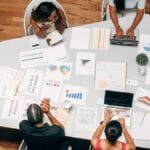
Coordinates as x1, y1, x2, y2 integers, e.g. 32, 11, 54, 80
103, 90, 134, 126
110, 28, 139, 46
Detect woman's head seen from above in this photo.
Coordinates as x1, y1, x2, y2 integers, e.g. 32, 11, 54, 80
104, 120, 122, 145
32, 2, 58, 22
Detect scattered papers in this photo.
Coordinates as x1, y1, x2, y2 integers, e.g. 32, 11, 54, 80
46, 62, 72, 80
95, 61, 126, 90
70, 27, 110, 50
18, 69, 44, 97
1, 96, 39, 120
20, 49, 45, 68
75, 52, 95, 75
40, 73, 63, 106
145, 67, 150, 85
132, 111, 150, 140
138, 34, 150, 56
72, 106, 98, 138
0, 67, 24, 97
46, 30, 63, 46
134, 87, 150, 111
61, 85, 88, 105
43, 43, 68, 63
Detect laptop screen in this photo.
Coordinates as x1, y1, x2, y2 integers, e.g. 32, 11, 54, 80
104, 90, 134, 107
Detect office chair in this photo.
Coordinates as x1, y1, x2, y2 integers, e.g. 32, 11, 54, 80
101, 0, 109, 21
23, 0, 69, 36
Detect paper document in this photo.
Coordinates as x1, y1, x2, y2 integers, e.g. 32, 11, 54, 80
145, 67, 150, 85
40, 73, 63, 106
70, 27, 110, 50
61, 85, 88, 105
18, 69, 44, 97
1, 96, 39, 120
138, 34, 150, 56
134, 87, 150, 111
75, 52, 95, 75
20, 49, 45, 68
132, 111, 150, 140
95, 61, 126, 90
43, 43, 68, 63
46, 62, 72, 80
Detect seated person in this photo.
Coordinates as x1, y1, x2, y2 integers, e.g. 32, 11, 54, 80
29, 2, 68, 38
19, 98, 68, 150
91, 109, 135, 150
138, 96, 150, 105
109, 0, 146, 39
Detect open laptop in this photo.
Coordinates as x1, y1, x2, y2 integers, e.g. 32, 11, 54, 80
103, 90, 134, 126
110, 28, 139, 46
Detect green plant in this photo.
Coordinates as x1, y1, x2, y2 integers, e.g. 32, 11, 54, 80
136, 53, 149, 66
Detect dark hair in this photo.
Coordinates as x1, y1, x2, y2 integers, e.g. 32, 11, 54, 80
31, 2, 57, 22
27, 104, 43, 124
104, 120, 122, 145
114, 0, 125, 13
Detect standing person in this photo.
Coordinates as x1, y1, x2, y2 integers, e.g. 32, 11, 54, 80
29, 2, 68, 38
109, 0, 146, 38
19, 98, 68, 150
91, 110, 136, 150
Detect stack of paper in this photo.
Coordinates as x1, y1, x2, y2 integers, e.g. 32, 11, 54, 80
70, 27, 110, 50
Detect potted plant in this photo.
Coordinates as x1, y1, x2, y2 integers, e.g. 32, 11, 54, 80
136, 53, 149, 76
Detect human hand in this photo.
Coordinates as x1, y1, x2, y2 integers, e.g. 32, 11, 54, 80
118, 118, 125, 128
37, 27, 47, 38
40, 98, 50, 114
126, 27, 134, 40
138, 96, 150, 105
104, 109, 113, 124
115, 26, 124, 38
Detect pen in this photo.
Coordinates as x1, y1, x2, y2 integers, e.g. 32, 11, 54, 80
140, 111, 146, 126
32, 44, 39, 47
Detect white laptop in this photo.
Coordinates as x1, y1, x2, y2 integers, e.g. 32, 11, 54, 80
103, 90, 134, 126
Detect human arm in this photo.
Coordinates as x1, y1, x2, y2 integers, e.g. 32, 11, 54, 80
138, 96, 150, 105
91, 109, 113, 148
40, 98, 64, 128
126, 8, 144, 38
118, 118, 136, 150
30, 16, 47, 38
109, 5, 124, 38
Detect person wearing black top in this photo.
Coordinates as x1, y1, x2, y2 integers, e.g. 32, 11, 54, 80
19, 98, 68, 150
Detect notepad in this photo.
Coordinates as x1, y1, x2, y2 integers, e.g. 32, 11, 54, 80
70, 27, 110, 50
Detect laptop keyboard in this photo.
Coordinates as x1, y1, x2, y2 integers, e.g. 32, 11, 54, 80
110, 34, 139, 46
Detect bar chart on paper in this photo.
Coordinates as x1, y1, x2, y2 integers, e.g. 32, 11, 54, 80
61, 85, 88, 105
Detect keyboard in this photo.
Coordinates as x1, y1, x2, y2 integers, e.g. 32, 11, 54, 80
110, 35, 139, 46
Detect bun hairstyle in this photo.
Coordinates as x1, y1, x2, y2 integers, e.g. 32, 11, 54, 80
27, 104, 43, 124
104, 120, 122, 145
31, 2, 57, 22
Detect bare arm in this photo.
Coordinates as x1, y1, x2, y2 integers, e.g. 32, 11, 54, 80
109, 5, 124, 38
126, 8, 144, 38
30, 16, 47, 38
91, 110, 113, 148
40, 98, 64, 128
118, 118, 136, 150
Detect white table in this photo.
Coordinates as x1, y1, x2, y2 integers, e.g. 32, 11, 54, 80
0, 14, 150, 148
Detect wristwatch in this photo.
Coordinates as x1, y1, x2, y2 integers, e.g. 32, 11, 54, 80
100, 121, 106, 127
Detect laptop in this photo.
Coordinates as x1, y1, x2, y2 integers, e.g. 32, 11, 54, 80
103, 90, 134, 126
110, 28, 139, 46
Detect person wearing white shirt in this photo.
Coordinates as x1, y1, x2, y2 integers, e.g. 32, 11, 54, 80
109, 0, 146, 39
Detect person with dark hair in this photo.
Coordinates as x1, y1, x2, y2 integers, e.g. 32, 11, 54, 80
109, 0, 146, 39
29, 2, 68, 38
19, 98, 68, 150
91, 109, 136, 150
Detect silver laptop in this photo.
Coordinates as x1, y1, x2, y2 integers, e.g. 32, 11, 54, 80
103, 90, 134, 126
